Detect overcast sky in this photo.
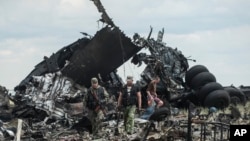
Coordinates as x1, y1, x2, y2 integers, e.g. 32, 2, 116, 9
1, 0, 250, 90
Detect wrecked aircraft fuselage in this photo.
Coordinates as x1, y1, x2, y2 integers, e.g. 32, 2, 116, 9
12, 25, 246, 122
12, 26, 143, 130
16, 26, 141, 91
4, 0, 250, 140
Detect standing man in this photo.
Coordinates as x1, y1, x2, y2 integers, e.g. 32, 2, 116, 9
85, 77, 109, 137
147, 76, 163, 108
117, 76, 141, 134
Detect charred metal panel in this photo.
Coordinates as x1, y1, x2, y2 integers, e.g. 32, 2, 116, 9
16, 38, 90, 90
61, 26, 141, 87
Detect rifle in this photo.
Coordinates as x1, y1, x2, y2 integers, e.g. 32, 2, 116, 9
114, 107, 121, 135
91, 88, 107, 116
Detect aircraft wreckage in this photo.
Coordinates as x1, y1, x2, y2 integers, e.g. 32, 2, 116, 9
1, 0, 250, 140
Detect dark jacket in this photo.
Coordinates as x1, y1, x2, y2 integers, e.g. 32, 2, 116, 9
86, 86, 106, 110
121, 84, 140, 107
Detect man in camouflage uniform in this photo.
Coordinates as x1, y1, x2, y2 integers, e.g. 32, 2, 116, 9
85, 77, 109, 136
117, 76, 141, 134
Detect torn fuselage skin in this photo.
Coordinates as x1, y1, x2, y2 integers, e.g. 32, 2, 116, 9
5, 1, 250, 140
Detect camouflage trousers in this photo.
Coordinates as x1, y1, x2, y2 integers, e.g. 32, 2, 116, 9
123, 105, 136, 134
88, 109, 105, 135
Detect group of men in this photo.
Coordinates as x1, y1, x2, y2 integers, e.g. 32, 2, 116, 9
84, 75, 163, 137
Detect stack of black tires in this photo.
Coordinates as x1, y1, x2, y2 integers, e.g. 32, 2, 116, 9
185, 65, 231, 108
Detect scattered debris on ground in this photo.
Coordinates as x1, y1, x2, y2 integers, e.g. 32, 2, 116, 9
1, 0, 250, 140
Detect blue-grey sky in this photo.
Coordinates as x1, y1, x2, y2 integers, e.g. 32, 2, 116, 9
1, 0, 250, 90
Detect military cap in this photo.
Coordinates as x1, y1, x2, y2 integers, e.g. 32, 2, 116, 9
91, 77, 98, 84
126, 75, 133, 81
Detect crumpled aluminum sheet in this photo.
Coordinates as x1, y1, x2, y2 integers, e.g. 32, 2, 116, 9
13, 71, 87, 121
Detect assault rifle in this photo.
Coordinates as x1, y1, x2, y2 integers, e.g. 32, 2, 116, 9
91, 88, 107, 116
114, 107, 121, 135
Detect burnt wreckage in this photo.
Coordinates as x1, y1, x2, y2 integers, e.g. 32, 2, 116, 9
3, 0, 250, 140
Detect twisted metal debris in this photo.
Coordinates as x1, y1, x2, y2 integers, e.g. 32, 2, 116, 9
1, 0, 250, 140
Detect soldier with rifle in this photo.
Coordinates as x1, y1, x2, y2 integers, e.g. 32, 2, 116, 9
85, 77, 109, 137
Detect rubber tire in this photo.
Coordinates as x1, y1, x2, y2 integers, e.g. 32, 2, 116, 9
230, 96, 241, 105
204, 90, 230, 108
185, 65, 209, 87
149, 107, 170, 122
224, 87, 246, 105
190, 72, 216, 90
196, 82, 223, 103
